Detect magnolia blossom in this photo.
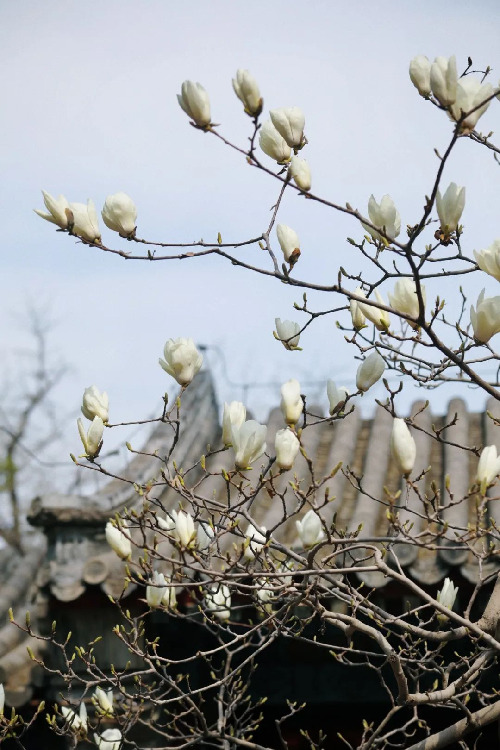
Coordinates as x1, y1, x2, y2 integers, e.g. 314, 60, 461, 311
289, 156, 311, 191
470, 290, 500, 344
474, 240, 500, 282
175, 510, 196, 547
162, 581, 177, 609
205, 584, 231, 621
259, 119, 292, 163
243, 523, 267, 560
101, 192, 137, 238
196, 521, 215, 551
159, 337, 203, 386
276, 224, 300, 265
94, 687, 113, 716
77, 416, 104, 459
274, 318, 301, 350
222, 401, 246, 446
270, 106, 305, 148
430, 55, 457, 107
436, 577, 459, 621
327, 381, 349, 415
0, 683, 4, 715
388, 278, 426, 327
177, 80, 211, 127
232, 69, 262, 116
356, 351, 386, 392
357, 289, 391, 331
231, 419, 267, 470
476, 445, 500, 494
350, 288, 366, 329
296, 509, 325, 547
70, 199, 101, 242
146, 571, 168, 608
256, 579, 274, 607
94, 729, 122, 750
390, 418, 416, 476
275, 428, 300, 470
81, 385, 109, 423
34, 190, 71, 229
409, 55, 431, 97
105, 520, 132, 560
362, 194, 401, 242
449, 77, 493, 134
157, 510, 177, 532
61, 702, 87, 732
280, 379, 303, 426
436, 183, 465, 233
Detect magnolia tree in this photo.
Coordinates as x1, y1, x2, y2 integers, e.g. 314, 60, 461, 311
4, 55, 500, 750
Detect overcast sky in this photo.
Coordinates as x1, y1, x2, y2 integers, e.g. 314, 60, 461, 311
1, 0, 500, 494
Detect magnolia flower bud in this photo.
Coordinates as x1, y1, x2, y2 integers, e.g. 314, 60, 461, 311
94, 729, 122, 750
390, 418, 416, 476
470, 290, 500, 344
231, 420, 267, 470
205, 584, 231, 621
474, 240, 500, 282
436, 183, 465, 234
270, 107, 305, 148
105, 520, 132, 560
243, 523, 267, 560
430, 56, 457, 107
276, 224, 300, 265
409, 55, 431, 97
449, 77, 493, 134
274, 318, 301, 350
177, 80, 211, 128
289, 156, 311, 191
357, 289, 391, 331
34, 190, 71, 229
280, 379, 303, 426
296, 509, 325, 547
356, 351, 386, 392
102, 192, 137, 238
476, 445, 500, 494
77, 416, 104, 459
196, 521, 215, 551
61, 703, 87, 732
0, 683, 4, 716
222, 401, 246, 446
362, 194, 401, 242
175, 510, 196, 547
81, 385, 109, 423
326, 381, 348, 415
146, 570, 168, 609
259, 120, 292, 163
232, 69, 262, 116
436, 577, 458, 622
162, 581, 177, 609
388, 278, 426, 327
159, 337, 203, 386
350, 287, 366, 329
70, 199, 101, 243
94, 687, 113, 716
275, 428, 300, 470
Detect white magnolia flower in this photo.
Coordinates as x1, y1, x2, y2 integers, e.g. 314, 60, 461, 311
231, 420, 267, 470
34, 190, 71, 229
470, 290, 500, 344
69, 199, 101, 243
274, 318, 301, 350
280, 379, 303, 426
222, 401, 247, 446
476, 445, 500, 494
205, 584, 231, 621
162, 581, 177, 609
436, 183, 465, 233
0, 683, 3, 715
81, 385, 109, 423
77, 416, 104, 459
177, 80, 211, 128
259, 119, 292, 163
159, 337, 203, 386
175, 510, 196, 547
94, 728, 122, 750
449, 76, 493, 134
196, 521, 215, 551
388, 278, 426, 327
356, 351, 386, 392
276, 224, 301, 265
362, 194, 401, 242
275, 428, 300, 470
436, 577, 459, 621
430, 55, 457, 107
288, 156, 311, 191
61, 702, 87, 732
270, 106, 305, 148
350, 288, 367, 329
409, 55, 431, 97
296, 509, 325, 547
474, 240, 500, 282
102, 192, 137, 238
390, 418, 417, 476
243, 523, 267, 560
232, 69, 262, 116
326, 381, 349, 415
157, 510, 177, 532
357, 289, 391, 331
93, 686, 113, 716
105, 520, 132, 560
146, 570, 168, 609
